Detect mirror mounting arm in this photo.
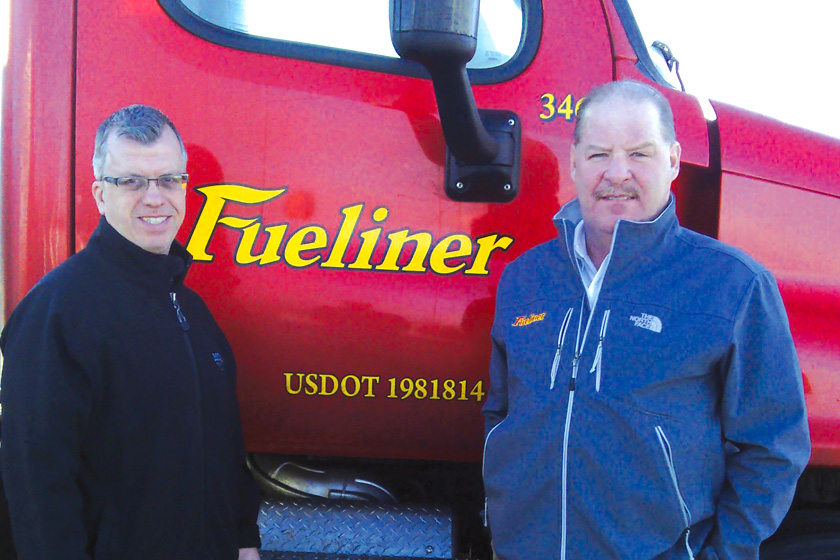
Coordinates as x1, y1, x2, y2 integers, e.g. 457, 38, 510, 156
390, 0, 521, 202
425, 61, 500, 164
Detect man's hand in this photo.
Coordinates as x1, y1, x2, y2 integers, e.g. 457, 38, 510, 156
238, 547, 260, 560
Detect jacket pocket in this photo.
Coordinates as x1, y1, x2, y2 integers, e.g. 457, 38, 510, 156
482, 418, 508, 528
655, 425, 695, 560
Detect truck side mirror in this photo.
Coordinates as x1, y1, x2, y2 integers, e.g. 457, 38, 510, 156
390, 0, 521, 202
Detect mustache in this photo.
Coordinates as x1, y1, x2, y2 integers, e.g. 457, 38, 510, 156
594, 186, 639, 198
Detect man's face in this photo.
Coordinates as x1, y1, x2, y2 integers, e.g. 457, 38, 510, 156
570, 98, 680, 241
92, 126, 186, 255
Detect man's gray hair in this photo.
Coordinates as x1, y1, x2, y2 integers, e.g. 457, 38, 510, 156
92, 105, 187, 179
573, 80, 676, 145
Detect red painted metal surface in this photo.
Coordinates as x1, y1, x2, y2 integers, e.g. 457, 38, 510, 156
715, 100, 840, 197
716, 102, 840, 466
3, 0, 836, 468
71, 0, 614, 461
719, 174, 840, 466
1, 0, 75, 314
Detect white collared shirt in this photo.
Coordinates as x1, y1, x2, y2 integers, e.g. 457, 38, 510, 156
573, 221, 612, 309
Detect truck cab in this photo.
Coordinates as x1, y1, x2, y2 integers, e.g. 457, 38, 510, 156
2, 0, 839, 557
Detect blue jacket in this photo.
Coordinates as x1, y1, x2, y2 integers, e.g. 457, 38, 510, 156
482, 198, 810, 560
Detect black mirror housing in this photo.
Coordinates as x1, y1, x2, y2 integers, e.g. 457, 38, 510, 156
390, 0, 480, 64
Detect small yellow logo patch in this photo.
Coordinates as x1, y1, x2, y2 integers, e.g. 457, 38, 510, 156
512, 313, 546, 327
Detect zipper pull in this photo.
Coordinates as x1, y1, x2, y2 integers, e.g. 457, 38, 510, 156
550, 308, 576, 390
590, 310, 610, 392
590, 342, 603, 392
569, 353, 580, 392
550, 351, 561, 390
170, 292, 190, 331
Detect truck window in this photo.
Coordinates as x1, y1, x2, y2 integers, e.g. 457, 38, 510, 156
616, 0, 682, 89
163, 0, 536, 81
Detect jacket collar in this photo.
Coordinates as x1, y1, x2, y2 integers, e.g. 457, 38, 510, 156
552, 193, 679, 279
87, 216, 192, 292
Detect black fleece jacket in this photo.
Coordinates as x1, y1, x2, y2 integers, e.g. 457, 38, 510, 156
0, 217, 261, 559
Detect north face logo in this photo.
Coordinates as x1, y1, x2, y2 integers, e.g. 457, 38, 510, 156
630, 313, 662, 333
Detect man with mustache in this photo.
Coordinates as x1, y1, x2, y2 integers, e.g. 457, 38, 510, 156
482, 81, 810, 560
1, 105, 261, 559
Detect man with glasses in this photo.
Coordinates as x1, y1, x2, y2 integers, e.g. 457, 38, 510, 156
0, 105, 262, 559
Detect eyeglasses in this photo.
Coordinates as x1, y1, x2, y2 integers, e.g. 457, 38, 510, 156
101, 174, 189, 192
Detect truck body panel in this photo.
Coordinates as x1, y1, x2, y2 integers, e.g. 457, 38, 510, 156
4, 0, 837, 466
3, 0, 839, 554
72, 0, 616, 461
2, 0, 75, 308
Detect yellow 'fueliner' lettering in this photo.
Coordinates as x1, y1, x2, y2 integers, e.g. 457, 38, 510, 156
186, 184, 514, 276
512, 313, 546, 327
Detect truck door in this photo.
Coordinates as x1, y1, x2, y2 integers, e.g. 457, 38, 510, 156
72, 0, 613, 461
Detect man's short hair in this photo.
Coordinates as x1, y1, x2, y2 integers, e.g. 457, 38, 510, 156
573, 80, 676, 145
92, 105, 187, 179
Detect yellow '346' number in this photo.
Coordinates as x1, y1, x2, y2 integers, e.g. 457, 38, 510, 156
540, 93, 584, 122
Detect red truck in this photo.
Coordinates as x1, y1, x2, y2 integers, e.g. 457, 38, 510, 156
2, 0, 838, 557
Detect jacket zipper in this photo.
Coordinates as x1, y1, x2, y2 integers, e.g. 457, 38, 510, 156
170, 291, 206, 546
560, 350, 580, 560
558, 219, 624, 559
170, 292, 197, 372
589, 309, 610, 392
560, 296, 593, 560
559, 308, 614, 559
654, 425, 695, 560
550, 308, 575, 389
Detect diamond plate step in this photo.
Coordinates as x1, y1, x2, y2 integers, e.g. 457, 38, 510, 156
258, 498, 453, 559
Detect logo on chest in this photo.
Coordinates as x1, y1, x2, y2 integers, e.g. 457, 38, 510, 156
212, 352, 226, 372
512, 313, 546, 327
630, 313, 662, 333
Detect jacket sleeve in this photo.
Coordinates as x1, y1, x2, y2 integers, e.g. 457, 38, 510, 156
236, 462, 262, 549
226, 351, 262, 549
482, 298, 509, 437
705, 271, 810, 560
0, 290, 96, 560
